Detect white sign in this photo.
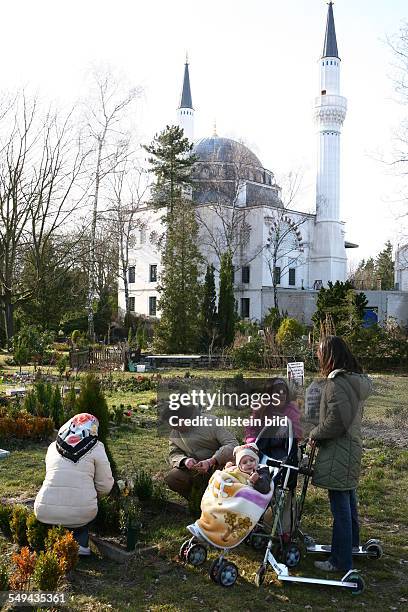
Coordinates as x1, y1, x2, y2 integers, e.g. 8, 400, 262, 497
305, 380, 323, 424
287, 361, 304, 386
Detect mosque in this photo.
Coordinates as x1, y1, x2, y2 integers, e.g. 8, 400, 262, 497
118, 3, 408, 326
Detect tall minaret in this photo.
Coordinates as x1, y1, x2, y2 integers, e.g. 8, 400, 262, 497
310, 2, 347, 286
177, 56, 194, 142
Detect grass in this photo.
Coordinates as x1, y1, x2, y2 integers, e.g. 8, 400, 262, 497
0, 372, 407, 610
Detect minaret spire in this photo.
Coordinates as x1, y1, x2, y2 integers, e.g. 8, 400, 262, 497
310, 1, 347, 287
322, 2, 339, 59
177, 56, 194, 142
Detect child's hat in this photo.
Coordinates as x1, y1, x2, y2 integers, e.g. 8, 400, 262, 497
233, 443, 260, 467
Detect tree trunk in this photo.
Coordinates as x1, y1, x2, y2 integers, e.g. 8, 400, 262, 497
3, 294, 14, 345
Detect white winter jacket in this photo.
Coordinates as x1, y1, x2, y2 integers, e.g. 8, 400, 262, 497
34, 440, 114, 528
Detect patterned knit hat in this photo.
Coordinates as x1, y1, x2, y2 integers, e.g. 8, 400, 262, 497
233, 443, 260, 467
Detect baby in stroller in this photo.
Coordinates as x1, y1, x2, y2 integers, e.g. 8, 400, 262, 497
224, 443, 271, 494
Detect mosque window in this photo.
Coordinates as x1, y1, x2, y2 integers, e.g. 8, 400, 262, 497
128, 266, 135, 284
321, 89, 326, 95
274, 267, 281, 285
129, 297, 135, 312
289, 268, 296, 286
330, 61, 332, 65
242, 266, 250, 284
241, 298, 250, 318
149, 296, 157, 316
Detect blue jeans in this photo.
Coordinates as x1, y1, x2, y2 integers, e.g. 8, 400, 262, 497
328, 489, 360, 571
72, 525, 89, 548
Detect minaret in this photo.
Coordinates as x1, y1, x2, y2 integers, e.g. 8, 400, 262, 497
310, 2, 347, 286
177, 56, 194, 142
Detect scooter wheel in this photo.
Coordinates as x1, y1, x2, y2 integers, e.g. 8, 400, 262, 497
346, 571, 366, 596
186, 543, 207, 566
179, 539, 190, 561
366, 542, 383, 560
209, 558, 222, 582
284, 543, 302, 568
255, 564, 266, 587
217, 561, 239, 587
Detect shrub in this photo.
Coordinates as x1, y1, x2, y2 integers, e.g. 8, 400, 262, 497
32, 551, 62, 591
230, 336, 264, 369
133, 469, 154, 501
52, 531, 79, 573
51, 386, 64, 429
0, 563, 9, 590
10, 505, 29, 546
0, 416, 54, 440
109, 404, 124, 425
152, 481, 168, 509
10, 547, 37, 590
94, 497, 121, 535
263, 307, 282, 333
0, 503, 13, 538
45, 526, 69, 552
26, 514, 49, 551
56, 354, 69, 377
63, 386, 78, 421
276, 318, 305, 346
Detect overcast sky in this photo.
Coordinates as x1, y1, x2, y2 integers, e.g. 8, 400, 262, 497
2, 0, 408, 264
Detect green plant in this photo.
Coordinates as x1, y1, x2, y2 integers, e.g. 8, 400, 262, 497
13, 335, 30, 371
32, 551, 62, 591
0, 563, 9, 590
56, 354, 69, 377
10, 505, 29, 546
230, 336, 264, 369
52, 531, 79, 573
26, 513, 49, 551
119, 497, 142, 532
63, 385, 78, 421
133, 469, 154, 501
109, 404, 124, 425
51, 386, 64, 428
10, 547, 37, 591
45, 526, 69, 551
94, 496, 121, 535
152, 481, 168, 509
263, 307, 282, 332
276, 317, 305, 346
0, 502, 13, 538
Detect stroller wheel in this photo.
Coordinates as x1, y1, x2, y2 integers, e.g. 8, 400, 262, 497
209, 558, 222, 582
179, 539, 191, 561
186, 543, 207, 566
345, 571, 365, 595
284, 544, 302, 568
254, 564, 266, 587
217, 561, 239, 587
365, 542, 383, 560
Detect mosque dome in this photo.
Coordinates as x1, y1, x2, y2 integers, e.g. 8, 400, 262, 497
191, 135, 280, 206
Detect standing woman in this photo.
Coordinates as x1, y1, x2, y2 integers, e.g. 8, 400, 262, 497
310, 336, 372, 572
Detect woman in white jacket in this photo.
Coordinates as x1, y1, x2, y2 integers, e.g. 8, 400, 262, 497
34, 413, 114, 555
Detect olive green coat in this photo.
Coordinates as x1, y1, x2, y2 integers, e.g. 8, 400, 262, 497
310, 370, 372, 491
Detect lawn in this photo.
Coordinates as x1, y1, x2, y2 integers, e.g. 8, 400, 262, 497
0, 371, 408, 611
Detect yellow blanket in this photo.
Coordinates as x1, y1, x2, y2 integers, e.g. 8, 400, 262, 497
190, 469, 273, 549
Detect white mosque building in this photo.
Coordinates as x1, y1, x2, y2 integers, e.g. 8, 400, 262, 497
118, 3, 408, 326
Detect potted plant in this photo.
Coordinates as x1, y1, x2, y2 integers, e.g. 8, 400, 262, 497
119, 497, 142, 552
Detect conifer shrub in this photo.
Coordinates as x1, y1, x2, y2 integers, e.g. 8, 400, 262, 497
133, 469, 154, 501
26, 514, 49, 551
51, 386, 64, 429
52, 531, 79, 573
276, 317, 305, 346
45, 526, 69, 552
10, 547, 37, 590
10, 505, 29, 546
0, 502, 13, 538
32, 551, 62, 591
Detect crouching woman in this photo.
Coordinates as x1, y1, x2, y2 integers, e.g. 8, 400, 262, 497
34, 413, 114, 555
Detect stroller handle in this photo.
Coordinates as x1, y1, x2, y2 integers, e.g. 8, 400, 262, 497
266, 457, 313, 477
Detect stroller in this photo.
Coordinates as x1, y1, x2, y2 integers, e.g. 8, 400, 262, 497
179, 419, 300, 587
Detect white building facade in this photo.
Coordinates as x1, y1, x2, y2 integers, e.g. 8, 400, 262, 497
119, 3, 408, 326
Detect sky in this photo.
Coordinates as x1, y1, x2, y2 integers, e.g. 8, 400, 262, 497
1, 0, 408, 264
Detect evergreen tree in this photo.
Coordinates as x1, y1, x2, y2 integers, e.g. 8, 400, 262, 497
76, 374, 117, 476
143, 125, 197, 213
51, 386, 64, 429
218, 251, 236, 347
154, 198, 203, 353
312, 281, 367, 337
199, 264, 217, 352
376, 241, 394, 290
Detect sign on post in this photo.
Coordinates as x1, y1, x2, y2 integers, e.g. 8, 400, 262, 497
287, 361, 304, 386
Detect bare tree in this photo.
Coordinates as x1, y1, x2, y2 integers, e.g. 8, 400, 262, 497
82, 69, 141, 339
0, 94, 87, 342
263, 171, 308, 309
104, 160, 149, 323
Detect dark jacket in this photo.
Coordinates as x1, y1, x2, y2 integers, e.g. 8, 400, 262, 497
310, 370, 372, 491
253, 466, 272, 494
